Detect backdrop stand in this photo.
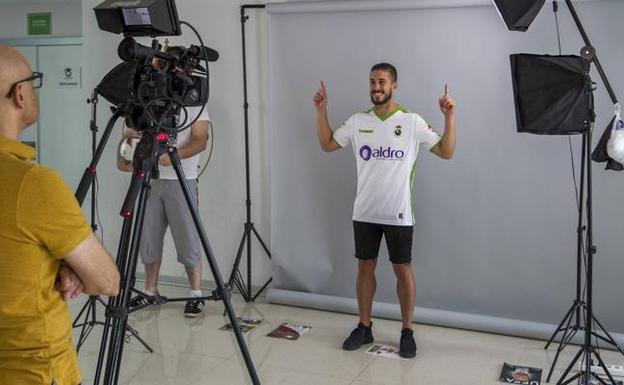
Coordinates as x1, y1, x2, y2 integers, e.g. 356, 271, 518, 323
227, 4, 272, 302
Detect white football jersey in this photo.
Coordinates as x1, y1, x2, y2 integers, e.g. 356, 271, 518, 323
333, 106, 441, 226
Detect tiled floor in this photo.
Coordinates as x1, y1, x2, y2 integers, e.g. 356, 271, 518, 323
70, 284, 624, 385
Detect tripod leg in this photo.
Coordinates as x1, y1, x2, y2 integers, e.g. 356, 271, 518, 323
556, 348, 584, 385
72, 298, 91, 328
75, 110, 123, 205
228, 228, 250, 299
169, 149, 261, 385
76, 300, 97, 353
251, 277, 272, 302
547, 306, 578, 382
95, 217, 134, 385
124, 324, 154, 353
251, 224, 271, 259
93, 217, 134, 385
559, 371, 582, 385
594, 349, 619, 385
75, 299, 93, 343
546, 302, 577, 350
250, 225, 273, 300
591, 314, 624, 356
106, 170, 153, 385
95, 161, 153, 385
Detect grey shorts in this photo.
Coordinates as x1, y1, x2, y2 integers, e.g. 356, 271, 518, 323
139, 179, 202, 267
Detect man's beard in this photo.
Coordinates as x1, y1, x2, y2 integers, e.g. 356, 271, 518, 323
370, 91, 392, 106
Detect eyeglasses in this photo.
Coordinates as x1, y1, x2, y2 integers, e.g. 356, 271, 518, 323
5, 72, 44, 99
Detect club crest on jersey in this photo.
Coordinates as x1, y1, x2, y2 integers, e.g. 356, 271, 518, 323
359, 145, 405, 161
394, 125, 403, 137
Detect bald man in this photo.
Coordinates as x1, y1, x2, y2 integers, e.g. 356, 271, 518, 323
0, 44, 120, 385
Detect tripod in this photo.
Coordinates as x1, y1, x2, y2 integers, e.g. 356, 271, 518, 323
74, 108, 260, 385
72, 90, 152, 354
227, 4, 272, 302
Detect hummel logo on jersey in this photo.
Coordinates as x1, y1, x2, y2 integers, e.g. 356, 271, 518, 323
359, 128, 374, 133
359, 145, 405, 161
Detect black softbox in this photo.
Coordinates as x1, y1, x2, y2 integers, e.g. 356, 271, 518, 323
96, 60, 140, 107
510, 54, 591, 135
492, 0, 545, 32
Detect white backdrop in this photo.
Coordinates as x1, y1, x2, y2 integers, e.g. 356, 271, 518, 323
266, 0, 624, 340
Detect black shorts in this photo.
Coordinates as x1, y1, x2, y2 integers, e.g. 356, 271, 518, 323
353, 221, 413, 264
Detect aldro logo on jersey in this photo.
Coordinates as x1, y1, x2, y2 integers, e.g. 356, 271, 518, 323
359, 145, 405, 161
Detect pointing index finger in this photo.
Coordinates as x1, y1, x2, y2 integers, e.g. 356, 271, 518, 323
444, 84, 448, 96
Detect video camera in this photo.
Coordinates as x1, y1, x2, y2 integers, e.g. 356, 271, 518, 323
93, 0, 218, 132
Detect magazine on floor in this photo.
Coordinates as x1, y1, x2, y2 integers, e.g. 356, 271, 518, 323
267, 322, 312, 340
218, 317, 263, 335
365, 344, 404, 360
499, 362, 542, 385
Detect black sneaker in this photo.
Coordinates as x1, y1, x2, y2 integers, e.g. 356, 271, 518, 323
184, 299, 205, 318
342, 322, 374, 351
399, 328, 417, 358
129, 292, 161, 308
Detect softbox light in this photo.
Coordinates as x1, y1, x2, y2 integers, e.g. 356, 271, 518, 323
492, 0, 545, 32
510, 54, 591, 135
97, 61, 140, 107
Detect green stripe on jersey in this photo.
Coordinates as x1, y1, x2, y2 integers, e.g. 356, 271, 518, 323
367, 104, 410, 121
409, 160, 418, 222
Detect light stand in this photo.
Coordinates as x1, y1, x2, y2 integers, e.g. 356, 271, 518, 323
72, 89, 103, 352
542, 2, 623, 384
550, 83, 619, 385
543, 129, 624, 382
227, 4, 272, 302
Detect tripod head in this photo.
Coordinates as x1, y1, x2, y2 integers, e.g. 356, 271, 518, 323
120, 125, 178, 219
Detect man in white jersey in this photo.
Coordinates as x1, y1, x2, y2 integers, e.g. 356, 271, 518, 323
313, 63, 456, 358
117, 105, 210, 317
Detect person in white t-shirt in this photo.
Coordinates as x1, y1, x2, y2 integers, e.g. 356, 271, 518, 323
117, 105, 211, 317
313, 63, 456, 358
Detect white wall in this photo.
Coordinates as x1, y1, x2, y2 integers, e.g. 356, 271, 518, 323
0, 1, 81, 39
81, 0, 272, 289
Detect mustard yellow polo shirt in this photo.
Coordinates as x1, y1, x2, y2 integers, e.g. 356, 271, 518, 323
0, 135, 92, 385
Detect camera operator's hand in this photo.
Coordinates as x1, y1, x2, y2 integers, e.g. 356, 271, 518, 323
159, 154, 172, 167
55, 264, 84, 301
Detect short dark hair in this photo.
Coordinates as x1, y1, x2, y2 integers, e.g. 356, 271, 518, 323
371, 62, 397, 82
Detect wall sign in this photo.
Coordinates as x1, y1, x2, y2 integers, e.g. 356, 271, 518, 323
28, 13, 52, 35
55, 66, 82, 89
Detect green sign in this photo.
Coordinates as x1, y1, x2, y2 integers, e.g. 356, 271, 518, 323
28, 13, 52, 36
